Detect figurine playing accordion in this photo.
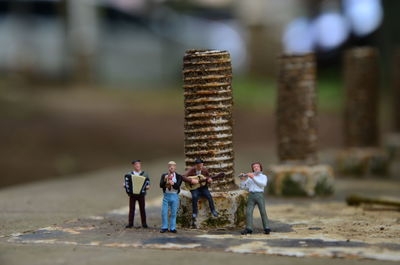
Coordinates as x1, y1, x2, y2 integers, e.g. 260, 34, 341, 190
124, 160, 150, 229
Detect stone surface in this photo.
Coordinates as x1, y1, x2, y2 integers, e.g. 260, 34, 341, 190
336, 148, 391, 177
177, 189, 247, 229
268, 164, 334, 197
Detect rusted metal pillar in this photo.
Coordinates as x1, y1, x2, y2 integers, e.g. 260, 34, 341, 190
270, 53, 334, 197
343, 47, 380, 147
337, 47, 390, 176
183, 49, 236, 191
276, 53, 318, 165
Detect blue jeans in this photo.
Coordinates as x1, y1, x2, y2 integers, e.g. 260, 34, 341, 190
161, 193, 179, 230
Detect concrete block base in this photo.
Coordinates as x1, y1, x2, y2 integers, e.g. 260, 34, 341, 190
268, 164, 334, 197
177, 189, 247, 229
385, 133, 400, 159
385, 134, 400, 178
336, 148, 391, 177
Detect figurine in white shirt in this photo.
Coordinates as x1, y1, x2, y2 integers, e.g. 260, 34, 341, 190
239, 162, 271, 235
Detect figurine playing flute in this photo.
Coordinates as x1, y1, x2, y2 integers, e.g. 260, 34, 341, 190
239, 162, 271, 235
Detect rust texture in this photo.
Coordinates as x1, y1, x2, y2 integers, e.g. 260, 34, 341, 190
344, 47, 380, 147
276, 53, 318, 165
183, 49, 236, 191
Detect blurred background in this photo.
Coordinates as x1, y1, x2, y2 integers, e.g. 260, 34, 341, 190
0, 0, 399, 188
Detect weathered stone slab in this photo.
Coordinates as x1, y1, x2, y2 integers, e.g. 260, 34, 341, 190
177, 189, 247, 229
268, 164, 334, 197
336, 148, 391, 177
385, 133, 400, 160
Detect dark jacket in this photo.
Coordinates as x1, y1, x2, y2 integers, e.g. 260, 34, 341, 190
182, 167, 211, 185
160, 172, 183, 193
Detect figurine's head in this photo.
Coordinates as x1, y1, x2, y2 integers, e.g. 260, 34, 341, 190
251, 162, 263, 173
194, 158, 204, 171
132, 160, 142, 172
168, 161, 176, 173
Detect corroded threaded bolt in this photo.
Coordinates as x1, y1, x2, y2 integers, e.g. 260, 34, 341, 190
277, 53, 318, 165
183, 49, 236, 191
344, 47, 380, 147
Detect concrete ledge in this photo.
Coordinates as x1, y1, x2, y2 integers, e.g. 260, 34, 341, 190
336, 148, 391, 177
177, 189, 247, 229
268, 164, 334, 197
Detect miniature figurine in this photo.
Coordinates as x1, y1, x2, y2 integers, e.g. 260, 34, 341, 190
123, 160, 150, 228
159, 161, 183, 233
239, 162, 271, 235
182, 158, 219, 219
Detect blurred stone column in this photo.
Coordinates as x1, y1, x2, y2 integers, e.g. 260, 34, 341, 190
277, 53, 318, 165
337, 47, 390, 176
269, 53, 334, 197
67, 0, 99, 84
385, 48, 400, 176
177, 50, 246, 229
343, 47, 379, 147
393, 49, 400, 133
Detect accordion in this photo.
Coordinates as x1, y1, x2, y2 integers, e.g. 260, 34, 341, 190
124, 174, 149, 195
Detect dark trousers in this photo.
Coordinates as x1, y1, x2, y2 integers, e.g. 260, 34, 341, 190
190, 186, 215, 214
128, 195, 146, 226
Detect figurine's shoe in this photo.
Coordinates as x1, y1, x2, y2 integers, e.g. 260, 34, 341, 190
192, 213, 197, 218
125, 224, 133, 229
160, 228, 168, 233
241, 228, 253, 235
211, 210, 219, 217
169, 229, 177, 233
264, 228, 271, 234
142, 224, 149, 228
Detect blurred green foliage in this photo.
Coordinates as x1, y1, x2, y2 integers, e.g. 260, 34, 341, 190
232, 74, 343, 113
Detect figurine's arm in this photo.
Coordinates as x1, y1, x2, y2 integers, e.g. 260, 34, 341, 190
239, 178, 250, 191
144, 173, 150, 190
252, 174, 267, 188
182, 168, 193, 182
160, 174, 167, 188
173, 174, 183, 190
203, 169, 212, 183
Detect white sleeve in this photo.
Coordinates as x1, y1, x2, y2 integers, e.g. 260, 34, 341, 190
253, 174, 267, 188
239, 178, 250, 191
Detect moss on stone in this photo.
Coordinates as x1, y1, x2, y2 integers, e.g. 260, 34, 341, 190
314, 177, 334, 196
234, 194, 247, 226
267, 177, 275, 195
281, 175, 307, 196
176, 205, 191, 228
201, 209, 230, 227
369, 156, 389, 176
338, 159, 366, 176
